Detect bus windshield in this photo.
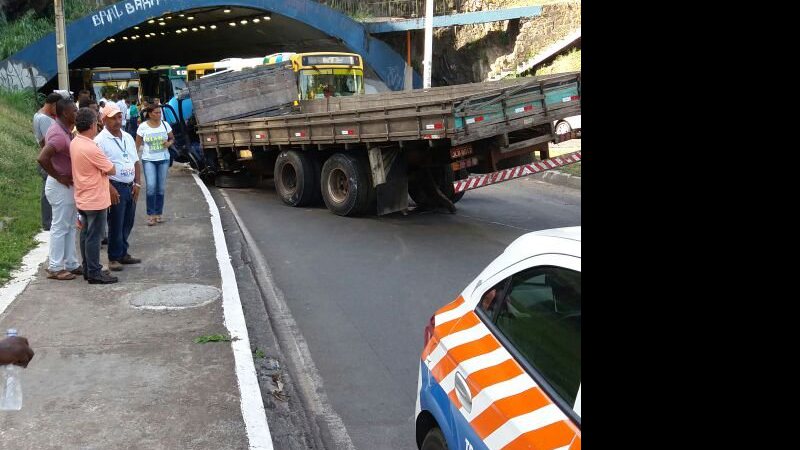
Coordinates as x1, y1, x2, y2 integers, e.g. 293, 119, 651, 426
298, 69, 364, 99
171, 76, 187, 94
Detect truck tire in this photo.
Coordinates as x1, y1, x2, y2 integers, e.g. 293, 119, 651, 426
408, 166, 462, 210
449, 168, 468, 204
274, 150, 318, 207
215, 171, 254, 188
320, 153, 374, 216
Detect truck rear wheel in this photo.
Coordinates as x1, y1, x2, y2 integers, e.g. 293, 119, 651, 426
320, 153, 374, 216
274, 150, 318, 207
408, 166, 461, 211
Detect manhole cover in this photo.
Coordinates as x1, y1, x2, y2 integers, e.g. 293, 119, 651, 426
129, 283, 221, 310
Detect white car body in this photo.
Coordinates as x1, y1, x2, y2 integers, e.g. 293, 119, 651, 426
415, 227, 582, 450
554, 115, 581, 135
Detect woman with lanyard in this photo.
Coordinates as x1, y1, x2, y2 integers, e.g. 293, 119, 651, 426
135, 105, 175, 226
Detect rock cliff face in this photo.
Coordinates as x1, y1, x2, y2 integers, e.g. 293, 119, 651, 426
380, 1, 581, 85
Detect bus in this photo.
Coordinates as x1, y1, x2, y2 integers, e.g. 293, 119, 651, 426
186, 57, 264, 81
288, 52, 364, 100
140, 65, 188, 104
188, 52, 364, 99
89, 67, 140, 103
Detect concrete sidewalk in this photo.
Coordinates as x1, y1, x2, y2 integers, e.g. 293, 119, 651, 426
0, 168, 250, 449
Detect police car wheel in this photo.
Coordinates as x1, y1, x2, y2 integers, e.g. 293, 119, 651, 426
421, 427, 448, 450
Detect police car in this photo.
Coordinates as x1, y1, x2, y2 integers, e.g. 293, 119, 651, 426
415, 227, 581, 450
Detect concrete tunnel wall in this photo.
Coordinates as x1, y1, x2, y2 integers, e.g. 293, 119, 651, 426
0, 0, 422, 92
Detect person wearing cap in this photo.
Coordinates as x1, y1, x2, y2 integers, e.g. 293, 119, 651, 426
95, 102, 142, 271
33, 92, 63, 231
70, 107, 117, 284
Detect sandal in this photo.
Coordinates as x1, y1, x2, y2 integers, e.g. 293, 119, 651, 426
155, 215, 164, 223
46, 269, 76, 280
147, 216, 156, 226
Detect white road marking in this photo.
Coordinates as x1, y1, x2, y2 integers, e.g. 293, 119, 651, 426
192, 173, 274, 450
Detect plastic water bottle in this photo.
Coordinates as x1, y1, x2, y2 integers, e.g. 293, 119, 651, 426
0, 328, 22, 411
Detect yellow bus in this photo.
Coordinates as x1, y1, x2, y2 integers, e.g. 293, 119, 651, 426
186, 57, 263, 81
187, 52, 365, 99
186, 62, 217, 81
284, 52, 364, 99
89, 67, 140, 102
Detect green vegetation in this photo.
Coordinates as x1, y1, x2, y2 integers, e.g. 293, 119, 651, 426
253, 348, 266, 359
0, 88, 42, 284
194, 334, 232, 343
535, 48, 581, 76
0, 0, 97, 60
545, 147, 581, 177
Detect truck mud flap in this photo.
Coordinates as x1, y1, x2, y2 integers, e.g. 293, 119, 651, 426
368, 147, 408, 216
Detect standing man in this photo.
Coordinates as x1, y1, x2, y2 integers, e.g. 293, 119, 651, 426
37, 98, 80, 281
33, 92, 62, 231
95, 103, 142, 271
77, 89, 91, 105
127, 98, 139, 135
70, 108, 117, 284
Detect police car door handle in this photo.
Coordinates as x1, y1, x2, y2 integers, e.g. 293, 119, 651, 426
454, 372, 473, 413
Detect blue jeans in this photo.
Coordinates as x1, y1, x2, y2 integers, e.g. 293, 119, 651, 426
108, 181, 136, 261
79, 209, 107, 278
143, 159, 169, 216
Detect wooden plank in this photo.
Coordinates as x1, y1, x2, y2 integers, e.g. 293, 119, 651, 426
188, 62, 298, 124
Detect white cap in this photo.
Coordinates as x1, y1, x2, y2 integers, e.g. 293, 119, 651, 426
53, 89, 73, 99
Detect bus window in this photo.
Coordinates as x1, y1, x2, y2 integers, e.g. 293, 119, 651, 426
298, 68, 364, 100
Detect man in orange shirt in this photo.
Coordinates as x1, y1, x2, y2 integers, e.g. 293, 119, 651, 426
70, 107, 118, 284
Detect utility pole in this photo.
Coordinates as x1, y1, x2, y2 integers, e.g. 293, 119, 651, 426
423, 0, 433, 88
54, 0, 69, 91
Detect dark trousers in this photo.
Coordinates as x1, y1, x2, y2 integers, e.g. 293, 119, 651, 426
79, 209, 107, 278
127, 117, 138, 135
38, 166, 52, 230
107, 181, 136, 261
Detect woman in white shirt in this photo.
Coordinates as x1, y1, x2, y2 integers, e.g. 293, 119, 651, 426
135, 105, 175, 226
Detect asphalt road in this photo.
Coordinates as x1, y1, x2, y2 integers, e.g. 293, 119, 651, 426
221, 176, 581, 449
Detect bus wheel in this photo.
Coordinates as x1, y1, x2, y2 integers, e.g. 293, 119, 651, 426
274, 150, 317, 207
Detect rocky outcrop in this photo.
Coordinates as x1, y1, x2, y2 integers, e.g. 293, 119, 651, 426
487, 1, 581, 79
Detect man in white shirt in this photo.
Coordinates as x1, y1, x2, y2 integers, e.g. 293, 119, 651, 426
94, 102, 142, 271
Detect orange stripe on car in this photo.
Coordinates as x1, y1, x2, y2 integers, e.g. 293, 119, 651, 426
431, 334, 502, 381
434, 312, 480, 338
447, 388, 463, 411
465, 358, 524, 397
435, 295, 465, 315
568, 435, 581, 450
469, 387, 550, 439
501, 420, 577, 450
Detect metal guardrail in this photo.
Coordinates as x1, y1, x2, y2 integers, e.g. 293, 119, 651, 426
316, 0, 465, 18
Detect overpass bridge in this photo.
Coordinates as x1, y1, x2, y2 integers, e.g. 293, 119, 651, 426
0, 0, 541, 92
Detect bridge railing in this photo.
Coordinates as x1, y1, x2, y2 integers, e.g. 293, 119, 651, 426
317, 0, 465, 18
